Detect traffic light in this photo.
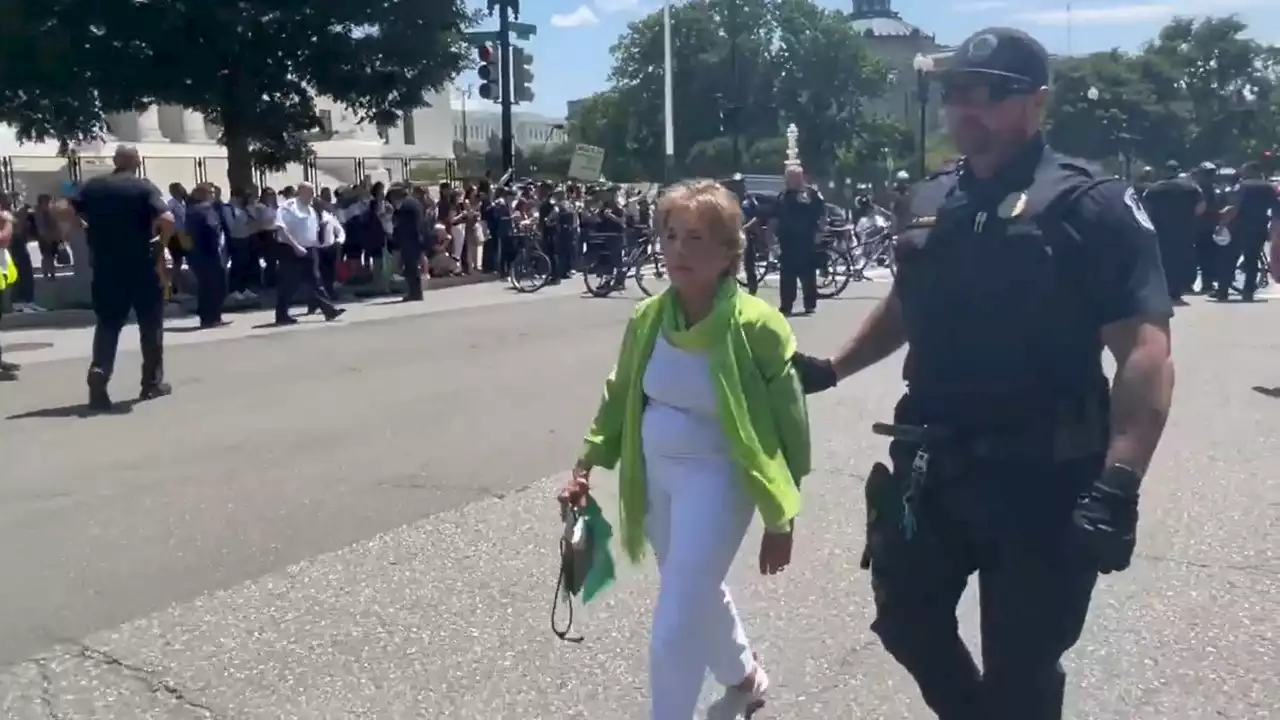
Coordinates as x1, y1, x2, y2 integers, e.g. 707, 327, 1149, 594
512, 46, 534, 104
477, 44, 500, 102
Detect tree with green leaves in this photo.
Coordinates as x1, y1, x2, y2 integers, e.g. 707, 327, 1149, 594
0, 0, 474, 189
1046, 15, 1280, 170
570, 0, 903, 181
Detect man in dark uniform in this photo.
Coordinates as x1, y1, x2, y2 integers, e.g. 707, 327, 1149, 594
772, 165, 824, 315
184, 183, 228, 328
1141, 160, 1204, 303
1190, 162, 1221, 295
724, 175, 762, 294
1216, 161, 1280, 301
60, 145, 176, 410
790, 28, 1175, 720
389, 183, 426, 301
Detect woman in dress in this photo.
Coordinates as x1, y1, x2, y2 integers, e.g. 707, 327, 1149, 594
560, 179, 810, 720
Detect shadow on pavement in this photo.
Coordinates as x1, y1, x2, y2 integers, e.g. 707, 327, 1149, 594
7, 400, 140, 420
1250, 386, 1280, 399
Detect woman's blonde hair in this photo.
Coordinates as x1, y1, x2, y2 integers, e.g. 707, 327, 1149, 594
654, 179, 744, 277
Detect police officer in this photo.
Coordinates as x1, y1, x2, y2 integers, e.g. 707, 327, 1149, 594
388, 183, 426, 301
1189, 162, 1221, 295
1216, 161, 1280, 301
184, 183, 228, 328
1141, 160, 1204, 303
790, 28, 1175, 720
60, 145, 176, 410
772, 165, 824, 315
724, 175, 762, 294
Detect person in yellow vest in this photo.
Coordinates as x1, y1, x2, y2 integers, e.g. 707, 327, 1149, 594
560, 180, 810, 720
0, 195, 20, 380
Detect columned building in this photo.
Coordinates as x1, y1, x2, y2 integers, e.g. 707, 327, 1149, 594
847, 0, 947, 134
0, 94, 456, 198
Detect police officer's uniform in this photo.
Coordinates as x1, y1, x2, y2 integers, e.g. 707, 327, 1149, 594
867, 29, 1173, 719
774, 183, 824, 314
1216, 164, 1279, 300
1141, 161, 1203, 301
71, 170, 173, 408
739, 191, 762, 294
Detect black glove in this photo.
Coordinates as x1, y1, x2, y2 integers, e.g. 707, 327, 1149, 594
790, 352, 837, 395
1071, 464, 1141, 573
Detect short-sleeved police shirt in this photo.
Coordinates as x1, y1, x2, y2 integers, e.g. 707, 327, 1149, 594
72, 173, 167, 269
1064, 180, 1175, 325
1229, 179, 1280, 235
775, 188, 823, 240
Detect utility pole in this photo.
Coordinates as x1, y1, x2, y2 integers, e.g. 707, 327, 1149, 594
498, 1, 515, 174
727, 1, 742, 174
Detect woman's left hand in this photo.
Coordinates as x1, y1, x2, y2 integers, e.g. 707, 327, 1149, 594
759, 527, 794, 575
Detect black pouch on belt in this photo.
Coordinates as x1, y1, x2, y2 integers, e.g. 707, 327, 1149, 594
860, 461, 903, 571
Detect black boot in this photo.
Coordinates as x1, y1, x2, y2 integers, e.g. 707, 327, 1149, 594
87, 368, 113, 411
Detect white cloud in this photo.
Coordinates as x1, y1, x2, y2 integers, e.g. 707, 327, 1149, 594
1013, 0, 1266, 27
550, 6, 600, 28
595, 0, 641, 12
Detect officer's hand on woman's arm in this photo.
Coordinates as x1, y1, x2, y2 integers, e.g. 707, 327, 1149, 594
791, 288, 908, 395
1069, 180, 1177, 574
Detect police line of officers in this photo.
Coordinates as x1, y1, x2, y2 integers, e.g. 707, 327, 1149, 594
1135, 159, 1279, 302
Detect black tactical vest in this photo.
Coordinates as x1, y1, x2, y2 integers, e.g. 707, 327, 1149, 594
893, 151, 1111, 427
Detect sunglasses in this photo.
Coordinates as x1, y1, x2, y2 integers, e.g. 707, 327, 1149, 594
941, 80, 1037, 107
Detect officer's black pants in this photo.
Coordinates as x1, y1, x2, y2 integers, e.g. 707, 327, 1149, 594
778, 243, 816, 312
190, 254, 226, 326
1218, 230, 1267, 296
742, 232, 759, 294
1194, 232, 1219, 292
226, 236, 260, 294
553, 231, 574, 279
276, 246, 336, 320
8, 238, 36, 304
400, 241, 424, 299
869, 440, 1099, 720
498, 233, 517, 276
1156, 231, 1195, 300
90, 270, 165, 386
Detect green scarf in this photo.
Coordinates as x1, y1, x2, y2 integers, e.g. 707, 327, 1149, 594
660, 277, 739, 352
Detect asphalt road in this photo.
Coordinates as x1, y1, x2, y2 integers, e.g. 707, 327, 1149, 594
0, 279, 1277, 719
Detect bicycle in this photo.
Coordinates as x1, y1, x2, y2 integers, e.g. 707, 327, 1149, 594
814, 242, 856, 299
737, 232, 779, 289
846, 209, 897, 281
508, 232, 554, 294
583, 231, 668, 298
1229, 243, 1271, 295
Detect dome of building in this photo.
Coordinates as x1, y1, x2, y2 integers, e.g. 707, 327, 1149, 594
847, 0, 933, 40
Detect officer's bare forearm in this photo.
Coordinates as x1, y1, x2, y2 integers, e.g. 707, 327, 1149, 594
831, 290, 907, 382
1103, 318, 1174, 477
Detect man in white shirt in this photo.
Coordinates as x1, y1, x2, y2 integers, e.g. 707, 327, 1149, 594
273, 182, 344, 325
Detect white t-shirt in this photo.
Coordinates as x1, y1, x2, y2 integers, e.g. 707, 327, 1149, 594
275, 199, 320, 248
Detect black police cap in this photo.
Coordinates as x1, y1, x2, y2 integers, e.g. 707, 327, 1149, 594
942, 27, 1051, 89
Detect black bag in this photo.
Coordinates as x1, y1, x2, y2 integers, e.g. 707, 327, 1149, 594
551, 507, 594, 642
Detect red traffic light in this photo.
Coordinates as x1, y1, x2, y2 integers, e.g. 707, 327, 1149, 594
477, 44, 493, 63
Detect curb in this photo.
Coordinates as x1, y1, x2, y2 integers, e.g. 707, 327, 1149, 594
1, 274, 497, 332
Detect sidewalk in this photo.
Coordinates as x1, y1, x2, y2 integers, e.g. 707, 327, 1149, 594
1, 273, 495, 332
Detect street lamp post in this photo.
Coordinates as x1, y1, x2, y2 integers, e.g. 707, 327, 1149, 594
1088, 85, 1137, 180
912, 53, 934, 181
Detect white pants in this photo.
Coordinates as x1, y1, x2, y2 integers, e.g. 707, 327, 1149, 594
645, 454, 756, 720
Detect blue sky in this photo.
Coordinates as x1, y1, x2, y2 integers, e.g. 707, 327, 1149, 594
458, 0, 1278, 118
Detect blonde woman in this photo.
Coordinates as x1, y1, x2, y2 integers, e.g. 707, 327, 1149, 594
560, 180, 810, 720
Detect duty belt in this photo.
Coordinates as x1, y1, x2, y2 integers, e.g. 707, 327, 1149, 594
870, 418, 1104, 540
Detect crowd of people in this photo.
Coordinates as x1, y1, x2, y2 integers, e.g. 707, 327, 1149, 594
0, 188, 74, 315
